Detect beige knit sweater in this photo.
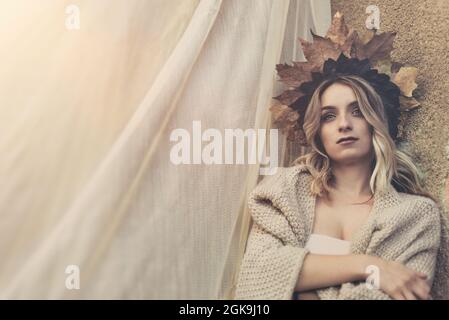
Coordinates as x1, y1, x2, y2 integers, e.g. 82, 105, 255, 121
235, 165, 449, 300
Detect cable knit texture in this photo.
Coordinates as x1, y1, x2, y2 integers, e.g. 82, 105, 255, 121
234, 165, 449, 300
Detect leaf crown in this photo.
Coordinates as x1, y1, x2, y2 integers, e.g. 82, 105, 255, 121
271, 12, 420, 146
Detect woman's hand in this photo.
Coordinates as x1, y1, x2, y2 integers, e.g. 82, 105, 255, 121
366, 256, 431, 300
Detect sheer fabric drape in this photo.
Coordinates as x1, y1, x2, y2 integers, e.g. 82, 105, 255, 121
0, 0, 330, 298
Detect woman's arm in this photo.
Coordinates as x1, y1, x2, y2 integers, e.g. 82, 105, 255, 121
295, 254, 431, 299
294, 254, 369, 292
313, 200, 441, 300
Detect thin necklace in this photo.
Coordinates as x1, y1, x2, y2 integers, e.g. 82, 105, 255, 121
348, 193, 374, 205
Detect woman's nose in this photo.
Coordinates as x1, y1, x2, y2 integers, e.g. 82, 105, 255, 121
338, 115, 353, 132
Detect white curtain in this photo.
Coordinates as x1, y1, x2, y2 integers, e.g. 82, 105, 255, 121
0, 0, 330, 299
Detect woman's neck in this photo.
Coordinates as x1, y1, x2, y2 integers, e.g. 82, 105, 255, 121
328, 160, 373, 202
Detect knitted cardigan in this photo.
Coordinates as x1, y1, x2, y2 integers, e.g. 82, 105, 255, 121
235, 165, 449, 300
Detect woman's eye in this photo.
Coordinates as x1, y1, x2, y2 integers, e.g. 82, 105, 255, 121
321, 108, 362, 121
353, 108, 363, 116
321, 113, 334, 121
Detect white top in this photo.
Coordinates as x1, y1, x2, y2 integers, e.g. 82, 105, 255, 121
305, 233, 351, 255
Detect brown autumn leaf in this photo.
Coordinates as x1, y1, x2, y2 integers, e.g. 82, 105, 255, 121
358, 29, 376, 44
273, 89, 304, 106
364, 32, 396, 62
272, 10, 420, 144
339, 30, 357, 57
350, 31, 367, 59
269, 104, 305, 142
326, 11, 351, 46
392, 67, 418, 97
299, 31, 341, 71
275, 63, 313, 88
399, 95, 420, 111
325, 11, 358, 57
269, 104, 299, 128
372, 58, 392, 76
289, 129, 308, 144
352, 31, 396, 62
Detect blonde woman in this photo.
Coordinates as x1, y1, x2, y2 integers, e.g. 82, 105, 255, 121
234, 71, 449, 300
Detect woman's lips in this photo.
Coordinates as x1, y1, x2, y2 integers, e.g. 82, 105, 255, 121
338, 138, 358, 145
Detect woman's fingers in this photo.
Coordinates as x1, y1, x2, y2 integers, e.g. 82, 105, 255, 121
402, 289, 417, 300
413, 281, 431, 300
393, 292, 406, 300
379, 261, 432, 300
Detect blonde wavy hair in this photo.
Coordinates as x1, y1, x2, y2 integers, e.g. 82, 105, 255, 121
293, 75, 435, 202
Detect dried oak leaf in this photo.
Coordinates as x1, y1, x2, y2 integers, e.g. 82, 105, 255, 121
392, 67, 418, 97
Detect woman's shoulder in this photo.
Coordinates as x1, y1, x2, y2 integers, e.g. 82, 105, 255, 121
248, 165, 312, 204
393, 191, 442, 223
398, 192, 440, 210
252, 164, 311, 190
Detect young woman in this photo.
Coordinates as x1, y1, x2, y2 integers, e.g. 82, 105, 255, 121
234, 75, 449, 300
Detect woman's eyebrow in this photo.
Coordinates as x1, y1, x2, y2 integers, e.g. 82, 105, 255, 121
321, 100, 359, 111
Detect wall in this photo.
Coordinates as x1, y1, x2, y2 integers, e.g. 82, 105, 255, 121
331, 0, 449, 209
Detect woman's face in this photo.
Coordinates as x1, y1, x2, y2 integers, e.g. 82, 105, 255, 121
319, 82, 373, 165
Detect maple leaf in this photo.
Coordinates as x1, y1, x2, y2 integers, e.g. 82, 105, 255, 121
299, 31, 341, 71
339, 30, 358, 57
364, 32, 396, 61
275, 63, 313, 87
324, 11, 356, 57
358, 29, 376, 44
271, 10, 419, 145
273, 89, 304, 106
351, 31, 396, 62
269, 104, 306, 143
326, 11, 351, 46
270, 104, 299, 129
392, 67, 418, 97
